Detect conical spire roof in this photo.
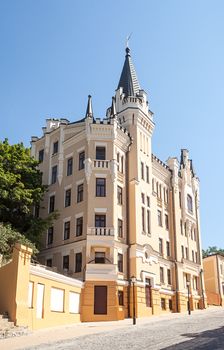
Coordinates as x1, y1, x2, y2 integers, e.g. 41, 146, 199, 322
85, 95, 93, 118
117, 47, 141, 97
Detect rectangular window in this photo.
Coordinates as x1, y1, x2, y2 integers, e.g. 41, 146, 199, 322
78, 151, 85, 170
179, 191, 181, 208
75, 252, 82, 272
184, 222, 187, 236
52, 141, 58, 155
118, 219, 123, 238
141, 193, 145, 204
95, 252, 105, 264
159, 238, 163, 255
50, 287, 64, 312
46, 258, 52, 267
63, 255, 69, 270
195, 252, 198, 263
157, 210, 162, 226
96, 178, 106, 197
166, 241, 170, 257
117, 186, 123, 205
161, 298, 166, 310
49, 195, 55, 213
64, 221, 70, 240
146, 166, 149, 183
167, 269, 171, 285
65, 189, 71, 207
192, 250, 194, 262
38, 149, 44, 163
165, 214, 169, 230
147, 196, 150, 207
180, 219, 183, 235
51, 165, 57, 184
181, 245, 184, 259
28, 281, 34, 308
77, 183, 84, 202
141, 162, 144, 180
96, 146, 106, 160
69, 292, 80, 314
67, 157, 73, 176
76, 217, 83, 236
142, 207, 145, 232
185, 247, 189, 260
95, 214, 106, 227
118, 290, 124, 306
121, 156, 124, 173
118, 253, 123, 273
160, 267, 164, 284
47, 227, 54, 245
147, 210, 151, 234
187, 194, 193, 213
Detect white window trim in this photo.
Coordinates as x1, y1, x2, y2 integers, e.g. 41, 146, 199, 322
77, 146, 85, 153
65, 152, 73, 159
75, 212, 84, 219
94, 208, 107, 213
76, 179, 84, 185
95, 173, 107, 178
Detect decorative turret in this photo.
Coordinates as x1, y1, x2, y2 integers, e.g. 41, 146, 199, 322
110, 97, 117, 118
85, 95, 93, 119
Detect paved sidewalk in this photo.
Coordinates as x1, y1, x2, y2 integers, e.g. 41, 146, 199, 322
0, 307, 222, 350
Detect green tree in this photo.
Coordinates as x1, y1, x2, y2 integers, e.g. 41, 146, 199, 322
0, 223, 38, 261
0, 139, 57, 251
202, 246, 224, 258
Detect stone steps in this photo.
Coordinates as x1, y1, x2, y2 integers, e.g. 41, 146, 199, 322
0, 314, 29, 339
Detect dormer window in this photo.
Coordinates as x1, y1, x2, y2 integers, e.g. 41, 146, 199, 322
52, 141, 58, 155
187, 194, 193, 213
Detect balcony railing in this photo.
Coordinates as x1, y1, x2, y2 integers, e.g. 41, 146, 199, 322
87, 227, 114, 236
93, 159, 110, 169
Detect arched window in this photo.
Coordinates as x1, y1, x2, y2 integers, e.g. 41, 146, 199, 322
187, 194, 193, 213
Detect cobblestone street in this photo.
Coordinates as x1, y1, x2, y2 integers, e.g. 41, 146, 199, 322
1, 307, 223, 350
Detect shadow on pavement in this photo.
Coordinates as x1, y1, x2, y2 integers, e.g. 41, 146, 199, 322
161, 326, 224, 350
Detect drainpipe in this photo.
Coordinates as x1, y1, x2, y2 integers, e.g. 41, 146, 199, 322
126, 138, 133, 318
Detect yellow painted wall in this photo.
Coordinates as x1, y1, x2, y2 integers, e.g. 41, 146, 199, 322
0, 244, 83, 330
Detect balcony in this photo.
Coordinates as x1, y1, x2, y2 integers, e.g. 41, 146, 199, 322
93, 159, 110, 169
87, 227, 114, 236
85, 262, 117, 281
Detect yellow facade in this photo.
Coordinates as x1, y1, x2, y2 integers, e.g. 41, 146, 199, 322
0, 244, 83, 330
27, 47, 206, 324
203, 254, 224, 306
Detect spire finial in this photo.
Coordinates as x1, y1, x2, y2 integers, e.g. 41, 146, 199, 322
85, 95, 93, 118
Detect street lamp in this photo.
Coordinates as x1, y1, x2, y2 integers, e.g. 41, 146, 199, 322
186, 281, 191, 315
130, 275, 136, 325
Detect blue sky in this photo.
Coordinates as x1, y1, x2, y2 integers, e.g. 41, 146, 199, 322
0, 0, 223, 249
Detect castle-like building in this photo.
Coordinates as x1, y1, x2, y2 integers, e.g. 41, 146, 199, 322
31, 47, 206, 321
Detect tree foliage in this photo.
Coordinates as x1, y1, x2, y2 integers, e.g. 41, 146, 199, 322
202, 246, 224, 258
0, 223, 38, 261
0, 139, 58, 253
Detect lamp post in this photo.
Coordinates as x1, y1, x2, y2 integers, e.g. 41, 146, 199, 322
130, 275, 136, 325
186, 281, 191, 315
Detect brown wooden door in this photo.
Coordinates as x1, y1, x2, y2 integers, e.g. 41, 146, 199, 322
145, 285, 152, 307
94, 286, 107, 314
